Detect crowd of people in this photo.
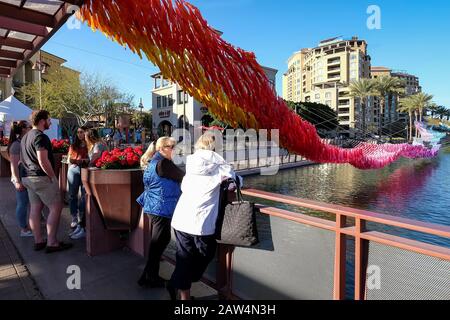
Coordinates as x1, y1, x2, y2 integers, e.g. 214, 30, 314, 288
6, 109, 241, 300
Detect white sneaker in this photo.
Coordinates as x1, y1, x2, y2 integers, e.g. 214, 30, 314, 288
70, 218, 79, 228
20, 230, 33, 237
70, 228, 86, 240
69, 225, 82, 236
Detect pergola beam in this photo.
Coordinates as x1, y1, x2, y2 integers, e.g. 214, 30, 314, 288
0, 2, 55, 27
0, 59, 17, 68
0, 67, 11, 75
0, 49, 24, 60
0, 16, 49, 37
0, 37, 34, 50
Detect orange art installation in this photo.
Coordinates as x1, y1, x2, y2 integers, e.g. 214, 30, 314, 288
78, 0, 439, 169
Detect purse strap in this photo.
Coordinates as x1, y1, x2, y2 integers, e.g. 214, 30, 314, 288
234, 178, 244, 203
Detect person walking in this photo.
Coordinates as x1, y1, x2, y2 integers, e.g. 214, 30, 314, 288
67, 126, 89, 238
167, 132, 240, 300
8, 121, 33, 237
136, 137, 184, 288
21, 110, 73, 253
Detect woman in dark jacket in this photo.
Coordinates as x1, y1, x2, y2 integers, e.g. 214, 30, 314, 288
136, 137, 184, 287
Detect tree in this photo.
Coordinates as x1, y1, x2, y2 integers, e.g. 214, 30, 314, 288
372, 76, 405, 135
398, 95, 417, 141
19, 70, 134, 137
412, 92, 433, 123
349, 79, 376, 137
286, 101, 339, 134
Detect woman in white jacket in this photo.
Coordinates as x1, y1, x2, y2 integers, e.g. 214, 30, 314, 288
168, 132, 239, 300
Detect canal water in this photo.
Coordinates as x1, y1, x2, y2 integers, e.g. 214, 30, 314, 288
243, 144, 450, 298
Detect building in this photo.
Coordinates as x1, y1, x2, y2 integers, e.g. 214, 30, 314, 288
282, 37, 372, 136
151, 66, 277, 137
371, 66, 421, 127
0, 50, 79, 101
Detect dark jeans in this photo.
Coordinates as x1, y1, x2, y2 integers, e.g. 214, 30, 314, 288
142, 214, 172, 280
169, 230, 217, 290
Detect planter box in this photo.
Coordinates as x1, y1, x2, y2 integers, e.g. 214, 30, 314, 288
0, 146, 11, 178
53, 153, 64, 179
82, 168, 143, 231
81, 168, 147, 256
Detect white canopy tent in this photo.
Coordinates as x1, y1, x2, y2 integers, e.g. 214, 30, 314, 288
0, 96, 59, 140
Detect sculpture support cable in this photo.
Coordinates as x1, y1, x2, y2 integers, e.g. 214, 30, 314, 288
79, 0, 440, 169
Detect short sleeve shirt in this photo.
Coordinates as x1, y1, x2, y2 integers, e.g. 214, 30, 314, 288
20, 129, 55, 177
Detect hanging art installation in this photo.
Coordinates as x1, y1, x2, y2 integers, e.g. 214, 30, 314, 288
78, 0, 440, 170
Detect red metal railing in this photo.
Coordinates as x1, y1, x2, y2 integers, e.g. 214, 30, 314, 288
211, 189, 450, 300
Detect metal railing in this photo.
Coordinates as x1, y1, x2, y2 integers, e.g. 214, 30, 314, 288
199, 189, 450, 300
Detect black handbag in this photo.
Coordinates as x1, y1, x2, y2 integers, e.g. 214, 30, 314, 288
216, 179, 259, 247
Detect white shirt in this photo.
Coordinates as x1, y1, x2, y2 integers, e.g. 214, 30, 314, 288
171, 149, 238, 236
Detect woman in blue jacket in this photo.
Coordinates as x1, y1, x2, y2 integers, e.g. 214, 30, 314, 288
137, 137, 184, 287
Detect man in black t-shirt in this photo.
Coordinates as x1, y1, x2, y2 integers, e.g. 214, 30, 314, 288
21, 110, 72, 253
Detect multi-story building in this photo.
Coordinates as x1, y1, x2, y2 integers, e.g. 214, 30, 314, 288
371, 66, 421, 127
283, 37, 372, 136
151, 66, 277, 137
0, 50, 79, 101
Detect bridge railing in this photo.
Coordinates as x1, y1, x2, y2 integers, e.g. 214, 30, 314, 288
165, 189, 450, 300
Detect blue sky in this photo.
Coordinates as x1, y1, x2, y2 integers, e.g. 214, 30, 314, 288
42, 0, 450, 110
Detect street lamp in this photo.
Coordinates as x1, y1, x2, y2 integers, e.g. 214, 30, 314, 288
138, 98, 144, 128
32, 60, 47, 109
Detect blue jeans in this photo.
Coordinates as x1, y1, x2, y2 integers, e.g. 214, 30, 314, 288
16, 188, 29, 229
67, 165, 86, 221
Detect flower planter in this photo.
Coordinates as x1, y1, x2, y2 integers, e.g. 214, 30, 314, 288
53, 152, 64, 179
81, 168, 143, 231
0, 146, 11, 178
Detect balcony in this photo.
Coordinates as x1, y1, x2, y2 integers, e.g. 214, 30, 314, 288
328, 58, 341, 65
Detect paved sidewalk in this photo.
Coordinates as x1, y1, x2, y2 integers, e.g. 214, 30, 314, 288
0, 178, 217, 300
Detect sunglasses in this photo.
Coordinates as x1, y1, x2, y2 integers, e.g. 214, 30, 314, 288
163, 145, 175, 149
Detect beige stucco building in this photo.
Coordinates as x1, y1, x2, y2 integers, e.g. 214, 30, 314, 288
282, 37, 372, 135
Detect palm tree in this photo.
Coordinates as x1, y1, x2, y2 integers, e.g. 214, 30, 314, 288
349, 79, 375, 137
413, 92, 433, 123
398, 96, 416, 141
372, 76, 405, 136
428, 103, 439, 118
436, 105, 448, 120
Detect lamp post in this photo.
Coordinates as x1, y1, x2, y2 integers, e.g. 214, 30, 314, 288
138, 98, 144, 128
32, 60, 47, 109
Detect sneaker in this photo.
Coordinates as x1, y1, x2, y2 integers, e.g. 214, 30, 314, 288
70, 218, 78, 228
70, 228, 86, 240
20, 230, 33, 237
69, 225, 82, 237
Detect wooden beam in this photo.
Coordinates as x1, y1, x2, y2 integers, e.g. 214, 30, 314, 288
0, 2, 55, 27
0, 37, 33, 50
0, 59, 17, 68
0, 49, 24, 60
0, 67, 11, 76
0, 16, 49, 37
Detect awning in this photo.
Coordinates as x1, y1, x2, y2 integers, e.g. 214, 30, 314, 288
0, 0, 84, 78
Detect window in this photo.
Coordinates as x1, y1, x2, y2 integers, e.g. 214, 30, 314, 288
162, 78, 169, 87
315, 93, 321, 99
162, 96, 168, 108
325, 92, 332, 99
177, 90, 188, 104
156, 96, 162, 109
325, 100, 332, 106
168, 94, 174, 107
155, 77, 161, 89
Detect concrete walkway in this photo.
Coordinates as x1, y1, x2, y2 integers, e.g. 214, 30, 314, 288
0, 178, 217, 300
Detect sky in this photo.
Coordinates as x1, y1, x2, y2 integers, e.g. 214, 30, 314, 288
42, 0, 450, 111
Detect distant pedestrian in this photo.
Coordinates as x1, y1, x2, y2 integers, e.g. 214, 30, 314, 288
7, 120, 33, 237
136, 137, 184, 288
21, 110, 73, 253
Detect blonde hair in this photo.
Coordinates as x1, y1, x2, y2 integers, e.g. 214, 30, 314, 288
195, 132, 216, 151
141, 136, 176, 168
